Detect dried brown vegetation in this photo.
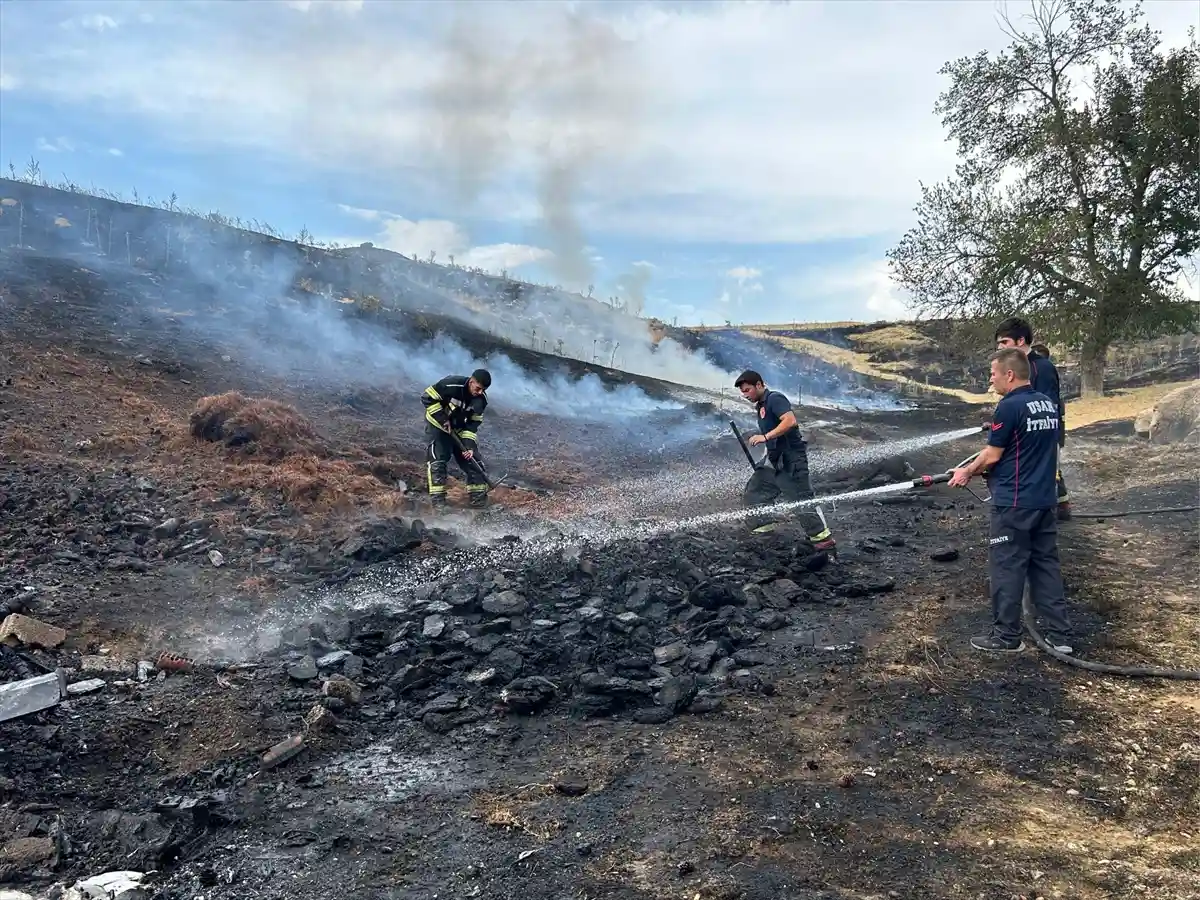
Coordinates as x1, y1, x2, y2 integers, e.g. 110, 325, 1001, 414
189, 391, 325, 458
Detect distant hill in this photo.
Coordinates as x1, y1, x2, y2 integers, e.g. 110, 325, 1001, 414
0, 177, 918, 410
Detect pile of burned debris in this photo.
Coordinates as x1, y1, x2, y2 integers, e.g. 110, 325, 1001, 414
267, 518, 907, 737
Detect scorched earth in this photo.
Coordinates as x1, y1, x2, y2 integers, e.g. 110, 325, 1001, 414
1, 245, 1198, 900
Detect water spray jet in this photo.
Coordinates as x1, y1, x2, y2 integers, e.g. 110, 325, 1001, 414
338, 427, 991, 610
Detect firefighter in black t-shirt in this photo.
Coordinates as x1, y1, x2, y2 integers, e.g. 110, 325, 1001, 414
735, 370, 836, 552
994, 317, 1071, 520
950, 348, 1074, 654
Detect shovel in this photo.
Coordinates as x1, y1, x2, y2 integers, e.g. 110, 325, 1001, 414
729, 420, 782, 506
444, 427, 508, 490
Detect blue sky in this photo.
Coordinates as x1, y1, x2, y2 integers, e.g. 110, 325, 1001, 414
1, 0, 1195, 326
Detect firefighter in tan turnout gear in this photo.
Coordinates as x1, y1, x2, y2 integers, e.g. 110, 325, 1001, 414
421, 369, 492, 508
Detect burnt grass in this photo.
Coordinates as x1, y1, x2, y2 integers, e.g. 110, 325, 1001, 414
1, 251, 1198, 898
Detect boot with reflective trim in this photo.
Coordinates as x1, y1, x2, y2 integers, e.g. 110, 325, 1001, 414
807, 505, 837, 554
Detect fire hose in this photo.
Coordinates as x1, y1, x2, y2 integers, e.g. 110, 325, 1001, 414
909, 465, 1200, 681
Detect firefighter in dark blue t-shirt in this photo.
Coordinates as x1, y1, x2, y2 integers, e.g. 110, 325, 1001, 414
735, 370, 837, 552
994, 318, 1071, 521
949, 348, 1075, 654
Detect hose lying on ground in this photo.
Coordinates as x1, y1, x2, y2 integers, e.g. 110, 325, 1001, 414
1022, 590, 1200, 681
1069, 505, 1199, 519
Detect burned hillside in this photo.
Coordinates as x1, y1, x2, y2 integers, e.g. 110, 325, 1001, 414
0, 177, 921, 412
1, 179, 1197, 900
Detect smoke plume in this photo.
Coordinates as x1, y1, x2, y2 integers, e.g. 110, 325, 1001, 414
0, 179, 732, 457
423, 4, 643, 292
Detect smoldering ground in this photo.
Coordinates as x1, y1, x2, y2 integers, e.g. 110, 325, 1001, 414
0, 201, 735, 452
0, 174, 922, 464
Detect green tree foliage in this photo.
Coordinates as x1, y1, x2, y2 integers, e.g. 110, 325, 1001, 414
888, 0, 1199, 396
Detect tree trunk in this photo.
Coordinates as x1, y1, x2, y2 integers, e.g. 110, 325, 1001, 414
1080, 340, 1108, 398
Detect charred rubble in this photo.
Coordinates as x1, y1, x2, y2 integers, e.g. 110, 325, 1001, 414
269, 518, 908, 735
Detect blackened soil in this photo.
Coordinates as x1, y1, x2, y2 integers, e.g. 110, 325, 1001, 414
2, 473, 1197, 900
1, 230, 1196, 900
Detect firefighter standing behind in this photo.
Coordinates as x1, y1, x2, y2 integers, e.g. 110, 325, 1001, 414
421, 368, 492, 509
949, 348, 1074, 653
735, 370, 837, 552
993, 317, 1071, 521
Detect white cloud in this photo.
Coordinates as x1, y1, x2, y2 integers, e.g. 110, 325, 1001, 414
726, 266, 761, 283
337, 203, 383, 221
323, 207, 551, 274
107, 147, 123, 156
463, 242, 553, 273
63, 14, 119, 33
35, 136, 75, 153
781, 257, 912, 322
0, 71, 16, 91
284, 0, 364, 12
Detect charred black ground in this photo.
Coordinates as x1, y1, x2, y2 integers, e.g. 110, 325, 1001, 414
1, 187, 1198, 900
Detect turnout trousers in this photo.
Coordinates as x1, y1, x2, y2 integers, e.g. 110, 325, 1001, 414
425, 426, 488, 506
988, 506, 1073, 644
770, 443, 833, 545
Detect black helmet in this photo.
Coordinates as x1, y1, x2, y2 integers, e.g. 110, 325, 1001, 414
471, 368, 492, 390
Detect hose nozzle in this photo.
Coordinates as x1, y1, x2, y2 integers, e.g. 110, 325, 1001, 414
912, 472, 953, 487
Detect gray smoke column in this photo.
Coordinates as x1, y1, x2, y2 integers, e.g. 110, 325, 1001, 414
425, 16, 522, 205
423, 4, 643, 291
539, 160, 592, 288
617, 262, 653, 317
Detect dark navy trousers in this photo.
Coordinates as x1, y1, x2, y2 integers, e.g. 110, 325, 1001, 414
988, 506, 1073, 643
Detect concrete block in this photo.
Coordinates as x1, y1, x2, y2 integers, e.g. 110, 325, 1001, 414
80, 655, 134, 675
66, 678, 106, 696
0, 670, 67, 723
0, 613, 67, 649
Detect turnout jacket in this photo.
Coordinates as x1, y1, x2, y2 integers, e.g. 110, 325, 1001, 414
422, 375, 487, 451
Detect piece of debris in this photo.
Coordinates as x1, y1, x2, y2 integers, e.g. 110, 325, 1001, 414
261, 734, 306, 770
208, 549, 226, 567
423, 615, 446, 639
322, 674, 364, 705
316, 649, 352, 669
554, 776, 590, 797
287, 656, 318, 682
153, 517, 181, 538
304, 704, 338, 732
80, 655, 134, 675
0, 613, 67, 649
66, 678, 106, 696
0, 835, 54, 872
481, 590, 529, 616
65, 870, 147, 900
930, 547, 960, 562
155, 652, 194, 673
0, 670, 67, 723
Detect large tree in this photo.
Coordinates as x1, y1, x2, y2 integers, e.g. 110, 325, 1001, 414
888, 0, 1199, 396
